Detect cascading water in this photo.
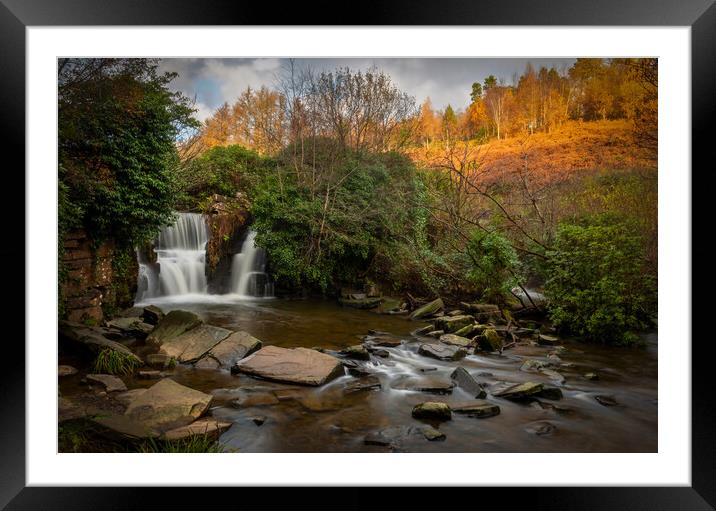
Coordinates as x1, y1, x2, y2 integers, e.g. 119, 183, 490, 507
136, 212, 209, 300
230, 230, 274, 298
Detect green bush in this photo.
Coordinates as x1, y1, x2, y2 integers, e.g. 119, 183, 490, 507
465, 229, 521, 302
545, 216, 656, 344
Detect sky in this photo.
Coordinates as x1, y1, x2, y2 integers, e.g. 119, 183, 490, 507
158, 58, 577, 122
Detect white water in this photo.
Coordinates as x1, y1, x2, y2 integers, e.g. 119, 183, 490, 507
230, 230, 274, 298
136, 213, 209, 300
136, 213, 273, 302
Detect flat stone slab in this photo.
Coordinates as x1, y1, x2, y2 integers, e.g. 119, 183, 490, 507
451, 401, 501, 418
86, 374, 127, 392
439, 333, 474, 348
537, 334, 560, 346
418, 343, 467, 361
146, 310, 203, 347
231, 390, 280, 407
159, 324, 232, 363
124, 378, 212, 431
392, 377, 454, 395
344, 375, 382, 394
203, 331, 263, 369
412, 402, 452, 421
233, 346, 344, 386
162, 418, 231, 441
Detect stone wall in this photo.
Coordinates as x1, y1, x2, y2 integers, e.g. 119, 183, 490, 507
204, 193, 251, 283
60, 230, 138, 323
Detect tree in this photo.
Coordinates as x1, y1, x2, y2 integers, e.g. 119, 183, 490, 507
58, 58, 198, 246
470, 82, 483, 103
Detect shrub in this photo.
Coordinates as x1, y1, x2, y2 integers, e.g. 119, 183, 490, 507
464, 229, 521, 303
545, 216, 656, 344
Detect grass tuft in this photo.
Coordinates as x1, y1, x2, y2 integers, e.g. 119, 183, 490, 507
138, 434, 223, 453
92, 348, 141, 376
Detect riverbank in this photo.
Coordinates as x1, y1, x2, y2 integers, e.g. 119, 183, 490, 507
58, 297, 657, 453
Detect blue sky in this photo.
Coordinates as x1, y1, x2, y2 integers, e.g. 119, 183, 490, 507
159, 58, 577, 122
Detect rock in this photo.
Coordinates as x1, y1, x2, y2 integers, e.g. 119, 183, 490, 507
58, 365, 78, 377
273, 388, 304, 401
232, 391, 280, 407
419, 367, 438, 373
450, 366, 486, 398
144, 353, 175, 370
418, 343, 467, 361
159, 324, 232, 363
199, 331, 263, 369
338, 296, 382, 309
460, 303, 500, 313
434, 315, 474, 333
447, 309, 464, 316
161, 417, 231, 441
106, 317, 155, 338
540, 369, 565, 384
344, 375, 382, 394
346, 365, 373, 377
537, 334, 560, 346
584, 372, 599, 380
146, 310, 203, 348
124, 378, 213, 431
59, 321, 142, 364
370, 348, 390, 358
478, 328, 503, 352
595, 395, 618, 406
426, 330, 445, 338
59, 397, 86, 421
250, 415, 267, 426
520, 359, 548, 372
93, 414, 161, 440
364, 426, 422, 447
341, 345, 371, 361
494, 381, 543, 400
363, 334, 403, 347
536, 386, 563, 400
453, 324, 476, 337
422, 427, 446, 441
142, 305, 164, 325
451, 401, 501, 418
392, 377, 454, 394
86, 374, 127, 393
412, 402, 452, 421
439, 333, 475, 348
409, 298, 444, 320
476, 371, 494, 377
138, 370, 161, 379
115, 388, 147, 407
525, 421, 556, 436
233, 346, 345, 386
411, 325, 435, 336
547, 353, 562, 362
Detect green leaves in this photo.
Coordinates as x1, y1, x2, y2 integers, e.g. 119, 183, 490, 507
545, 216, 656, 344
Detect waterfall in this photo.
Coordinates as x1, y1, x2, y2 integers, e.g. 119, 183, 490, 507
136, 212, 209, 300
230, 230, 274, 298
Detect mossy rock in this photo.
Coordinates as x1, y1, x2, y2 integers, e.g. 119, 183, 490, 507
478, 328, 503, 352
410, 298, 444, 320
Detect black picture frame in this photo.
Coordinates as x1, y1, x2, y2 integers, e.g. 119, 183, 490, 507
1, 0, 710, 508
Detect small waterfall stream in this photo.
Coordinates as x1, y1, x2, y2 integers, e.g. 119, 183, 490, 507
231, 230, 274, 298
136, 213, 273, 301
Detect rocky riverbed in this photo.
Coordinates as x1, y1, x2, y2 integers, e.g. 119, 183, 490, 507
58, 297, 657, 453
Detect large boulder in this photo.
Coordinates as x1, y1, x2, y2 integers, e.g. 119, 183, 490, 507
146, 310, 202, 347
106, 317, 154, 338
159, 324, 232, 363
195, 331, 262, 369
450, 367, 486, 398
409, 298, 444, 320
123, 378, 213, 431
233, 346, 345, 386
142, 305, 164, 325
434, 315, 474, 333
417, 343, 467, 361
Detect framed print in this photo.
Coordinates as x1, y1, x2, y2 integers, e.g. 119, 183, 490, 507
2, 0, 711, 508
